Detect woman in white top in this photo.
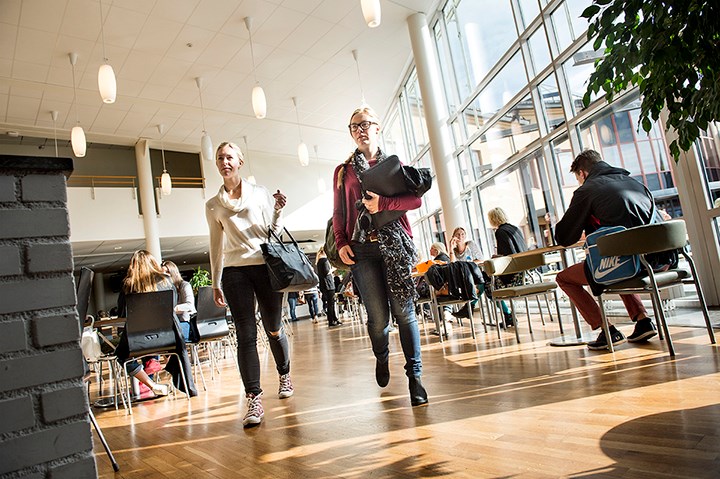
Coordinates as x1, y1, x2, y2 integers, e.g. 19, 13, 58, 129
161, 260, 196, 341
205, 141, 292, 428
448, 226, 483, 262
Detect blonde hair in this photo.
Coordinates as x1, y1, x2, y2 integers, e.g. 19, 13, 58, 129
215, 141, 244, 164
123, 250, 166, 294
315, 246, 326, 265
487, 207, 509, 228
161, 260, 183, 290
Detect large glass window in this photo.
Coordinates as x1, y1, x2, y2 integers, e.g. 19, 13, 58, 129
477, 149, 557, 250
538, 74, 564, 132
549, 0, 592, 55
562, 41, 600, 116
463, 51, 528, 138
527, 26, 552, 78
577, 94, 678, 209
516, 0, 541, 30
444, 0, 519, 96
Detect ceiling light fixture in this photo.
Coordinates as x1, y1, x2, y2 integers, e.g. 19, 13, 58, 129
195, 77, 214, 162
68, 52, 86, 158
157, 124, 172, 195
361, 0, 382, 28
50, 110, 59, 157
292, 97, 309, 167
244, 17, 266, 119
97, 0, 116, 103
352, 49, 368, 107
242, 135, 256, 184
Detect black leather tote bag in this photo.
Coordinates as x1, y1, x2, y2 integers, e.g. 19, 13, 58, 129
261, 227, 319, 292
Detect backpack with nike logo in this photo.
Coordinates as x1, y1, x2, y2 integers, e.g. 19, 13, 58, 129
584, 225, 641, 285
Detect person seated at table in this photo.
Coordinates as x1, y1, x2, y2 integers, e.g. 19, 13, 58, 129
430, 242, 450, 262
554, 149, 658, 350
487, 207, 529, 328
116, 250, 198, 397
161, 260, 196, 342
448, 226, 483, 262
448, 228, 483, 319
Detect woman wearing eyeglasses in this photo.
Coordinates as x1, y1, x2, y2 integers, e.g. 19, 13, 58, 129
332, 106, 428, 407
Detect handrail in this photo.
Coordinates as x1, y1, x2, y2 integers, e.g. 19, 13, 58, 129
155, 176, 205, 188
67, 175, 206, 189
67, 175, 137, 188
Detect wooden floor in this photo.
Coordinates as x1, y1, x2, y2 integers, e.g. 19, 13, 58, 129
92, 304, 720, 478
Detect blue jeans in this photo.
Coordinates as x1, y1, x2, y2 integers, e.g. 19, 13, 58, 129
306, 292, 319, 318
350, 242, 422, 378
287, 296, 298, 321
222, 265, 290, 395
179, 321, 191, 341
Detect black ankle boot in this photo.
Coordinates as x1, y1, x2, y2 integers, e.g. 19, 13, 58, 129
409, 376, 428, 406
375, 359, 390, 388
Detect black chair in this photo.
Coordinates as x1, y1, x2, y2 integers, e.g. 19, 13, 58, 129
76, 268, 119, 471
595, 220, 716, 356
120, 289, 190, 414
189, 287, 234, 389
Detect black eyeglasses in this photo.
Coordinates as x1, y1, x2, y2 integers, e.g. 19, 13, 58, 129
348, 121, 378, 133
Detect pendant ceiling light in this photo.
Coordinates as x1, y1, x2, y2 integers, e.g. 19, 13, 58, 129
68, 52, 86, 158
157, 124, 172, 196
50, 110, 59, 158
292, 97, 309, 167
195, 77, 214, 162
242, 135, 256, 185
361, 0, 382, 28
244, 17, 267, 119
352, 49, 369, 107
97, 0, 116, 103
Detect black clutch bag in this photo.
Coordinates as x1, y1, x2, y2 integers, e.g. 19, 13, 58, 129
357, 155, 432, 229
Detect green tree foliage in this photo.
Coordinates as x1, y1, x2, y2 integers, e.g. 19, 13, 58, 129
582, 0, 720, 160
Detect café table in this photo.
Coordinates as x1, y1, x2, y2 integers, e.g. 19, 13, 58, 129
507, 242, 594, 346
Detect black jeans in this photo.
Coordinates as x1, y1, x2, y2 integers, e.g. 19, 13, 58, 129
320, 287, 338, 324
222, 265, 290, 395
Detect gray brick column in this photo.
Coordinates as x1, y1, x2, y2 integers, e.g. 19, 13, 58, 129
0, 155, 97, 478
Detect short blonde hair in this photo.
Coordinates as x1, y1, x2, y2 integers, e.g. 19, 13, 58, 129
487, 207, 508, 228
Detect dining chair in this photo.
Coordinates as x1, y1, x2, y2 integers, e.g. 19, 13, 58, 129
120, 289, 190, 414
484, 253, 564, 343
595, 220, 716, 356
189, 286, 235, 390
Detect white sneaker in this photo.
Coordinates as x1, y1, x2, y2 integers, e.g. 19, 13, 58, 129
278, 373, 294, 398
243, 392, 264, 427
151, 383, 169, 397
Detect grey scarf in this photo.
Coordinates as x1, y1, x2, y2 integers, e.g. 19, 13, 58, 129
351, 149, 418, 303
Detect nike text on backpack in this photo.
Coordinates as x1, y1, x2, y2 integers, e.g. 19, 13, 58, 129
584, 226, 641, 285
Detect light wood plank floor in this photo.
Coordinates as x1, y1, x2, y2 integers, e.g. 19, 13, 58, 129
93, 305, 720, 478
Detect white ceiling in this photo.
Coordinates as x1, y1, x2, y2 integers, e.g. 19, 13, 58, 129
0, 0, 439, 274
0, 0, 437, 160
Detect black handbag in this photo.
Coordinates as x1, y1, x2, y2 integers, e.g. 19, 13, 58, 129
261, 227, 319, 292
357, 155, 432, 229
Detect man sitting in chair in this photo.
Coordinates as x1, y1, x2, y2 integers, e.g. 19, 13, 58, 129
554, 149, 658, 351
